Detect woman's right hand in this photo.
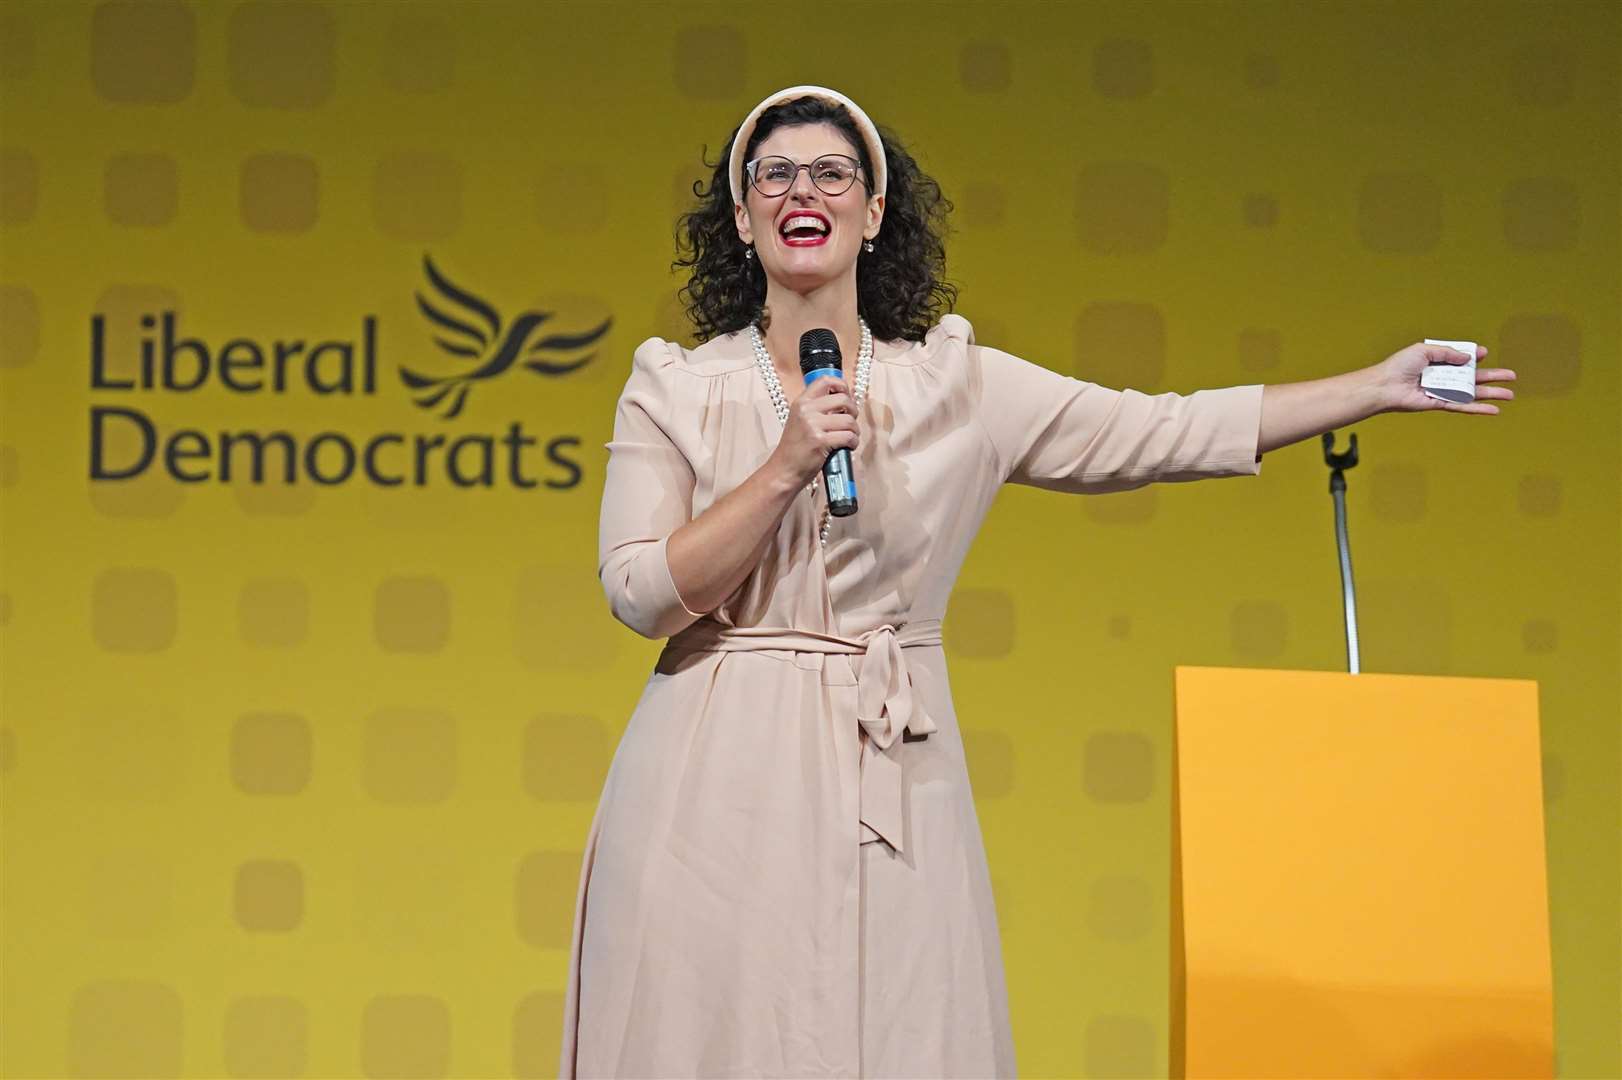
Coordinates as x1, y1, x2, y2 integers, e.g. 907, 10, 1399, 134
767, 374, 858, 489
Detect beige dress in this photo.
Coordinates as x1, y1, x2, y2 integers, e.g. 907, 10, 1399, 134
560, 313, 1264, 1078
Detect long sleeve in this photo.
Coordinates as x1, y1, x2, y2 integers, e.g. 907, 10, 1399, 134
597, 336, 705, 639
969, 332, 1265, 494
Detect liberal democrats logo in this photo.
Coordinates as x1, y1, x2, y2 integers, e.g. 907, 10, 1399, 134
86, 252, 609, 490
403, 254, 612, 420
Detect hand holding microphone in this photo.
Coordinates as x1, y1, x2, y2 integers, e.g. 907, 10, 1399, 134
798, 329, 860, 517
770, 367, 857, 482
767, 331, 861, 510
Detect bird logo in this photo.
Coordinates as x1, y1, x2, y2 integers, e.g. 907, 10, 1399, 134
400, 253, 612, 420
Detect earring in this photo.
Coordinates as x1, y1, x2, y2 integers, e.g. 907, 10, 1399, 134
744, 245, 755, 260
863, 239, 875, 253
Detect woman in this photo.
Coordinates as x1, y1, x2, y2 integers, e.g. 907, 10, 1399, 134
560, 85, 1515, 1078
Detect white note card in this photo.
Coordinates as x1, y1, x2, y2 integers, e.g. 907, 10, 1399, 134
1420, 338, 1478, 403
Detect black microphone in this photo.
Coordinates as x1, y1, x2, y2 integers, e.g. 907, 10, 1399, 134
798, 328, 858, 517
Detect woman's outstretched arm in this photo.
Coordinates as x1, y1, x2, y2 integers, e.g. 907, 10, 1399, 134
1259, 342, 1517, 456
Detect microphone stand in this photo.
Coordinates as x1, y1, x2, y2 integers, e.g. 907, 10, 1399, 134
1322, 431, 1361, 674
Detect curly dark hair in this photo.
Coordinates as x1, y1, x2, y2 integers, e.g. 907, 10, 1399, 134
672, 95, 957, 344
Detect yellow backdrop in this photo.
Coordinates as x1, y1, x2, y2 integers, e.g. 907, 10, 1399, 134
1, 1, 1616, 1078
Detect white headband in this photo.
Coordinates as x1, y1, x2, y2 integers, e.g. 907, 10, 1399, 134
727, 84, 887, 207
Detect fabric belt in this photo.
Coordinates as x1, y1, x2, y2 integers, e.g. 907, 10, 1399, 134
661, 619, 943, 854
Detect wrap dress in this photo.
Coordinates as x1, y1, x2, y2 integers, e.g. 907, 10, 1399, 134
560, 313, 1265, 1078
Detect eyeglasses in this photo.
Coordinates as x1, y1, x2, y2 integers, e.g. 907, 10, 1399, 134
744, 154, 867, 198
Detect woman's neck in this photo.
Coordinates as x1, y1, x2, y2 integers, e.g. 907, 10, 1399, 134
760, 278, 862, 385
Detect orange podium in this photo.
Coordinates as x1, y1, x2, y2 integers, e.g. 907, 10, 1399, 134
1171, 666, 1553, 1079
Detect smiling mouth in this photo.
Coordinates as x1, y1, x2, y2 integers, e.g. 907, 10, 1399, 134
779, 213, 830, 247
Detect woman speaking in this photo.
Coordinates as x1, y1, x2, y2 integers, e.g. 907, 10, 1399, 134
559, 84, 1515, 1078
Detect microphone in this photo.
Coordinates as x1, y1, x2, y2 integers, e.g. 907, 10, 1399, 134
798, 328, 858, 518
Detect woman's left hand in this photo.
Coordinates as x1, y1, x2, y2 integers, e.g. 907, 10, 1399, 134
1371, 342, 1518, 415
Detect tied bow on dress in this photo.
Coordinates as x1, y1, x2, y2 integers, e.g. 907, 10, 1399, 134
661, 619, 943, 853
849, 623, 940, 849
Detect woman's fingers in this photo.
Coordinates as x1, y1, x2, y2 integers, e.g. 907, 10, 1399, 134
1476, 367, 1517, 383
806, 388, 853, 415
1426, 345, 1474, 364
817, 410, 858, 448
1435, 399, 1501, 415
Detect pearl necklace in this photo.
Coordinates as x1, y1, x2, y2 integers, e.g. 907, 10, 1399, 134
749, 318, 873, 546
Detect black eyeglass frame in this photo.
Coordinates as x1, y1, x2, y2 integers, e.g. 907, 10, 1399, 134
743, 154, 870, 198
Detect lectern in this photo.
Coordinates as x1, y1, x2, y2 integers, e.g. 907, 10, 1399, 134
1171, 666, 1552, 1079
